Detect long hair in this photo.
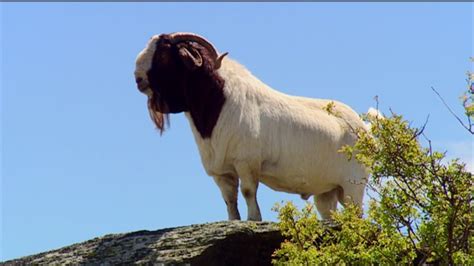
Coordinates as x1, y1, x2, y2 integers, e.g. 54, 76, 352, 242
147, 94, 169, 134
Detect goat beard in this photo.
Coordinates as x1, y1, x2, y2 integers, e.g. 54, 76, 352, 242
147, 94, 169, 134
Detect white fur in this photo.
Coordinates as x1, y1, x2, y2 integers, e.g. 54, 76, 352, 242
134, 36, 159, 97
184, 58, 370, 220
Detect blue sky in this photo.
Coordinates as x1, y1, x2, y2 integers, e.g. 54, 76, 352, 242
1, 3, 472, 261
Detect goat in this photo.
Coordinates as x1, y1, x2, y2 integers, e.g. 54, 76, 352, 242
134, 32, 370, 221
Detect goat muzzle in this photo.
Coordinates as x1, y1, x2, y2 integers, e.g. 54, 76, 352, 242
136, 77, 149, 92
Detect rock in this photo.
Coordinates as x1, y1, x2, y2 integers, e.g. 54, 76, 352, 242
1, 221, 283, 266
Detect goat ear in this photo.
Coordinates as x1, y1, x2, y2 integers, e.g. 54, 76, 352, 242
177, 43, 203, 70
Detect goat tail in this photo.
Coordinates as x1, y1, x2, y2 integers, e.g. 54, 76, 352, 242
367, 107, 384, 120
364, 107, 384, 132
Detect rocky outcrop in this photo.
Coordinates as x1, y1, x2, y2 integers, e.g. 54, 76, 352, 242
2, 221, 283, 266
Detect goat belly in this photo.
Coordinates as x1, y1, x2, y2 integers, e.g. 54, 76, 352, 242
259, 173, 337, 196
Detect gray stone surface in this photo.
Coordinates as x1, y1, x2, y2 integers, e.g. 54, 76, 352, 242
1, 221, 283, 266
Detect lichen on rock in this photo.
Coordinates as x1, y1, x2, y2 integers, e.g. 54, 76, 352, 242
2, 221, 283, 266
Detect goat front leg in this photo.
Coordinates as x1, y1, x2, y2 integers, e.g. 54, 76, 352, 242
235, 163, 262, 221
213, 175, 241, 220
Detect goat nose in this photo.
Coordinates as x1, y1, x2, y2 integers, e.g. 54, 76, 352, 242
135, 77, 149, 92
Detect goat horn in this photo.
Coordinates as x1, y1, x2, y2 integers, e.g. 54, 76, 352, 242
215, 52, 228, 69
168, 32, 227, 69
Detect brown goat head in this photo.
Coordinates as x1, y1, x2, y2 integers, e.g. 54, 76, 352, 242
134, 32, 228, 138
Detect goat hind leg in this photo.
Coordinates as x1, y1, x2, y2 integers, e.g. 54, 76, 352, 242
315, 188, 339, 220
338, 181, 365, 213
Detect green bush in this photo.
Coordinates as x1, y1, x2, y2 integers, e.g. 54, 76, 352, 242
273, 111, 473, 265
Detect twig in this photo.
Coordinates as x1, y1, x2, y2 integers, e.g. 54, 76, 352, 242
411, 115, 430, 140
431, 87, 473, 134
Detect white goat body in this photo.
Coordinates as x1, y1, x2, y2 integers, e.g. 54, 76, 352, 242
134, 33, 369, 221
186, 58, 368, 220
